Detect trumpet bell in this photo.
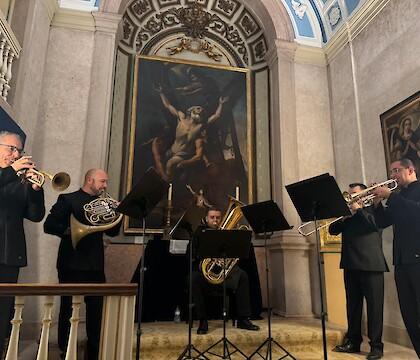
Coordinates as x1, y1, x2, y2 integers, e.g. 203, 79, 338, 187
51, 172, 71, 191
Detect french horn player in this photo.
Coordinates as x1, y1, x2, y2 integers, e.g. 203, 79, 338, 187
189, 206, 260, 335
43, 168, 122, 360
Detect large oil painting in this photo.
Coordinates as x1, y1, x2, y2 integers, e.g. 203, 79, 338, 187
380, 91, 420, 174
125, 55, 253, 234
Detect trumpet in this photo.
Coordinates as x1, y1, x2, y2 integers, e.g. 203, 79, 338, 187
22, 169, 71, 191
297, 179, 398, 236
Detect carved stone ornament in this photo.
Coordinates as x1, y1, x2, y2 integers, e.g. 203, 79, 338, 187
120, 0, 269, 69
166, 36, 223, 61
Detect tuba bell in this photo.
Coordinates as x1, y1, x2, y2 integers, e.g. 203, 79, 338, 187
200, 196, 247, 285
70, 192, 123, 249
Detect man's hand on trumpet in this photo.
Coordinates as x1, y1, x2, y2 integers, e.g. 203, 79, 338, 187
25, 169, 42, 191
372, 185, 391, 202
11, 155, 35, 172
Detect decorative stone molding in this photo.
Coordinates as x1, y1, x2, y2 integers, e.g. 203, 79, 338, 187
51, 7, 96, 31
294, 43, 326, 66
324, 0, 392, 62
41, 0, 59, 22
93, 11, 123, 33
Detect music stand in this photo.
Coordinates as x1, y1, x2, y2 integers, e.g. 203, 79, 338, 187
285, 174, 350, 360
196, 229, 252, 360
241, 200, 295, 360
174, 206, 208, 360
117, 167, 169, 360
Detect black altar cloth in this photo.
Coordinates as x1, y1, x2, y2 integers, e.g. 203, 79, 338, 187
131, 236, 263, 322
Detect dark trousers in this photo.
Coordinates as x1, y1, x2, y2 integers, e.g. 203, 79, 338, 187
395, 263, 420, 357
191, 267, 251, 320
344, 270, 384, 351
0, 265, 19, 357
58, 268, 105, 360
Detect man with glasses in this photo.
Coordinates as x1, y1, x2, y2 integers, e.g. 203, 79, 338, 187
0, 130, 45, 356
373, 158, 420, 356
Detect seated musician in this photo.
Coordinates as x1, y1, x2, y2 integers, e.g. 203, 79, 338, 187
190, 207, 260, 334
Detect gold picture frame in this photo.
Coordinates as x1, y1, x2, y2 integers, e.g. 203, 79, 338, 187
380, 91, 420, 174
125, 55, 253, 234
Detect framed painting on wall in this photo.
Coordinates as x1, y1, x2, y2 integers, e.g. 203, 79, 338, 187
124, 55, 253, 234
380, 91, 420, 174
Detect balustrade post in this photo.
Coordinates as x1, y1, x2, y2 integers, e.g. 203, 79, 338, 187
36, 295, 54, 360
65, 295, 82, 360
5, 296, 24, 360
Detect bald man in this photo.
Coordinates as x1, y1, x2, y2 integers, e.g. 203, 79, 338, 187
44, 169, 120, 360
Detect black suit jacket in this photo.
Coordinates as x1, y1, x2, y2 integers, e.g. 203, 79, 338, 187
329, 207, 388, 272
44, 189, 120, 272
0, 166, 45, 267
374, 180, 420, 266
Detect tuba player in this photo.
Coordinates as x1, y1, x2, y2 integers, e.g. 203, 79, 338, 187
189, 207, 260, 334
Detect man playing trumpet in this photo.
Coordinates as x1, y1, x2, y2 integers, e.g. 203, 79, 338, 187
330, 183, 388, 360
0, 130, 45, 357
372, 158, 420, 357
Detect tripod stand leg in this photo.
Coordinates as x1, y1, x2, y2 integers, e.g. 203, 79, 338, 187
249, 230, 296, 360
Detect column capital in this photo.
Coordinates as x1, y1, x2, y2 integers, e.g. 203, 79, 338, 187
266, 39, 297, 67
92, 12, 122, 34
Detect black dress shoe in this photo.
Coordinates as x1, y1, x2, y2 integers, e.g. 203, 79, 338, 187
366, 349, 383, 359
332, 342, 360, 353
237, 318, 260, 331
197, 319, 208, 335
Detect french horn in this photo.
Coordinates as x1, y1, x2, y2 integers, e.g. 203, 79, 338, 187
70, 192, 123, 248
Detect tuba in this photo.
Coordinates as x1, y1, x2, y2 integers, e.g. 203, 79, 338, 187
70, 192, 123, 249
200, 196, 247, 285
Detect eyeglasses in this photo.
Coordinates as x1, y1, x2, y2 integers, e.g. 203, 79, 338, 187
0, 143, 25, 155
389, 167, 406, 175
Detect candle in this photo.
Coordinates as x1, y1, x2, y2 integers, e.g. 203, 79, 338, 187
235, 185, 240, 201
168, 183, 173, 201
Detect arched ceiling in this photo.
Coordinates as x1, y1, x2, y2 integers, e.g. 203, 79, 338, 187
63, 0, 369, 46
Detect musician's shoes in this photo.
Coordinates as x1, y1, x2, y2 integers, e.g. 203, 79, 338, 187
237, 318, 260, 331
366, 349, 383, 359
197, 319, 208, 335
332, 341, 360, 353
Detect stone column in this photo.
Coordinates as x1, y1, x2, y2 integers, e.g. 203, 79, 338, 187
265, 39, 313, 317
82, 12, 122, 171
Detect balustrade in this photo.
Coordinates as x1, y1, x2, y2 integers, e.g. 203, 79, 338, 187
0, 283, 137, 360
0, 6, 21, 101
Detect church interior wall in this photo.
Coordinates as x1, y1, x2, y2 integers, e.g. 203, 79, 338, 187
328, 0, 420, 347
4, 0, 419, 348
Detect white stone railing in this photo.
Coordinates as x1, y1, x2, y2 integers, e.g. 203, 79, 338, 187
0, 283, 137, 360
0, 7, 21, 101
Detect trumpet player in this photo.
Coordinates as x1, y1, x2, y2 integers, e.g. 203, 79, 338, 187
372, 158, 420, 357
330, 183, 388, 360
44, 169, 121, 360
0, 130, 45, 357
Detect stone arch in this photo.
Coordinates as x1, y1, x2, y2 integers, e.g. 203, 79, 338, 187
101, 0, 295, 47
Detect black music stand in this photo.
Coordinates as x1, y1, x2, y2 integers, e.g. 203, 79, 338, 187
196, 229, 252, 360
285, 174, 350, 360
174, 205, 208, 360
117, 168, 169, 360
241, 200, 295, 360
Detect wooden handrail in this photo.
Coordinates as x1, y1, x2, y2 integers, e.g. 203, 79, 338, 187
0, 283, 137, 296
